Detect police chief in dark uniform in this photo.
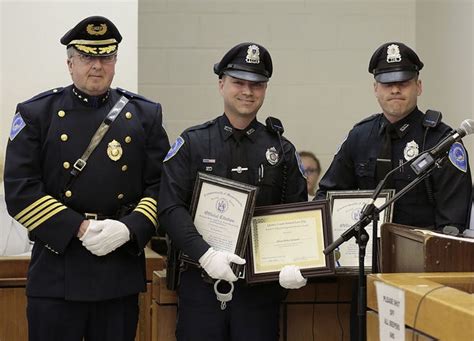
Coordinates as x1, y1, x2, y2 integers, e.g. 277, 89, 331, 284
158, 42, 308, 341
4, 16, 170, 341
317, 42, 472, 230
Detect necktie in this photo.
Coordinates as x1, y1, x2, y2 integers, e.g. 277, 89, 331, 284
376, 124, 395, 186
229, 130, 249, 184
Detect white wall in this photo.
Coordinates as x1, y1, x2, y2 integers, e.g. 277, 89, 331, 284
416, 0, 474, 172
137, 0, 417, 174
0, 0, 138, 161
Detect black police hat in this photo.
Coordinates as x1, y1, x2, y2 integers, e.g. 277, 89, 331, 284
60, 16, 122, 56
213, 42, 273, 82
368, 42, 423, 84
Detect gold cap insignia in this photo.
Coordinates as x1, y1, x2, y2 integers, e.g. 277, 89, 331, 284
87, 23, 108, 36
107, 139, 123, 161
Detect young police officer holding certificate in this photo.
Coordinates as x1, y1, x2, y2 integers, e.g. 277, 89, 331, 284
159, 42, 308, 340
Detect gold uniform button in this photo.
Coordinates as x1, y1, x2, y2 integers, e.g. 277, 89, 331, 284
65, 190, 72, 198
125, 112, 132, 119
125, 136, 132, 143
63, 162, 70, 169
117, 193, 124, 200
58, 110, 66, 117
60, 134, 68, 142
121, 165, 128, 171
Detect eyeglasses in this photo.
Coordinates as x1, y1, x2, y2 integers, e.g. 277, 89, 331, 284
72, 53, 117, 65
304, 168, 320, 176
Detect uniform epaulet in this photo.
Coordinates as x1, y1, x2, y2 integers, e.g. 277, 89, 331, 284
23, 87, 64, 104
185, 119, 216, 133
116, 87, 155, 103
353, 113, 379, 127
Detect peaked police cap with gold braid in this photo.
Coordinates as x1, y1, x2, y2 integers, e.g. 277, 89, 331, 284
60, 16, 122, 56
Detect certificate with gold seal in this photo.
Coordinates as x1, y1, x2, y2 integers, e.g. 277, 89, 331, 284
181, 172, 257, 277
246, 200, 334, 284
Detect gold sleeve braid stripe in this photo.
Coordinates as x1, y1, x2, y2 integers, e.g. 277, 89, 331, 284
14, 195, 68, 231
134, 197, 157, 227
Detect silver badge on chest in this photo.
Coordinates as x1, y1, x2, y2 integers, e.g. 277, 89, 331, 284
265, 147, 279, 165
403, 140, 419, 161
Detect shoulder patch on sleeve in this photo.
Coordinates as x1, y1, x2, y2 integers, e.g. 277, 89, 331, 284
9, 112, 26, 141
354, 113, 379, 127
24, 87, 64, 104
116, 87, 155, 104
295, 151, 307, 179
164, 136, 185, 162
448, 142, 467, 172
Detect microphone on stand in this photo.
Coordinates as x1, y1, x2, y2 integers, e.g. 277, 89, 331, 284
411, 119, 474, 175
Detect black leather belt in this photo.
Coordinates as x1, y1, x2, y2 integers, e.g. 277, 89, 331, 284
83, 212, 116, 220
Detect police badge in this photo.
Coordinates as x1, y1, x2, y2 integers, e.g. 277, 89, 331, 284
107, 139, 123, 161
386, 44, 402, 63
403, 140, 419, 161
246, 44, 260, 64
265, 147, 279, 165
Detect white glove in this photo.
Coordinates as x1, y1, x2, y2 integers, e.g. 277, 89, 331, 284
81, 219, 130, 256
79, 220, 103, 242
198, 247, 246, 282
279, 265, 307, 289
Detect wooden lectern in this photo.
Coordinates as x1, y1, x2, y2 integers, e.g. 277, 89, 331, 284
366, 272, 474, 340
381, 223, 474, 273
0, 248, 164, 341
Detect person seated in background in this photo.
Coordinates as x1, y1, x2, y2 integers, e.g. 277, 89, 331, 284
298, 151, 321, 200
0, 160, 32, 256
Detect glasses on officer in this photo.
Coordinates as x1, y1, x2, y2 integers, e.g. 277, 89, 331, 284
72, 53, 117, 65
304, 167, 320, 176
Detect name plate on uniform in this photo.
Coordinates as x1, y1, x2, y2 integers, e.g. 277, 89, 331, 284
246, 200, 335, 284
327, 190, 395, 273
181, 172, 257, 277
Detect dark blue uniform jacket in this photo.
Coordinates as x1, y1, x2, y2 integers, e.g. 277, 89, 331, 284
317, 108, 471, 229
4, 85, 170, 300
158, 114, 307, 261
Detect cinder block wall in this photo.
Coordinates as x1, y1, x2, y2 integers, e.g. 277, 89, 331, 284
138, 0, 473, 175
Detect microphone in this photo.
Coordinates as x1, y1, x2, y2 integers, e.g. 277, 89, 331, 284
411, 119, 474, 175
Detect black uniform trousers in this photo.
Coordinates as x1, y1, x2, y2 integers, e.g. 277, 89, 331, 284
27, 294, 138, 341
176, 268, 285, 341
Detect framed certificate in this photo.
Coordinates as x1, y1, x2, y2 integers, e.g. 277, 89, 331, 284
327, 190, 395, 273
246, 200, 335, 284
181, 172, 257, 277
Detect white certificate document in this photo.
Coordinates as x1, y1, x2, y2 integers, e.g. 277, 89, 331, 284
331, 197, 389, 267
251, 210, 326, 274
193, 182, 248, 254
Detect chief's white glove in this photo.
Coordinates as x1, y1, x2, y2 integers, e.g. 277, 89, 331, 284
79, 220, 103, 242
81, 219, 130, 256
279, 265, 307, 289
198, 247, 246, 282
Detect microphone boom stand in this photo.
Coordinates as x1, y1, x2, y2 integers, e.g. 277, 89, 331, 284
323, 157, 444, 341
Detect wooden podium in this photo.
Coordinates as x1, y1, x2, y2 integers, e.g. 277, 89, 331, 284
0, 248, 164, 341
381, 223, 474, 273
366, 272, 474, 341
